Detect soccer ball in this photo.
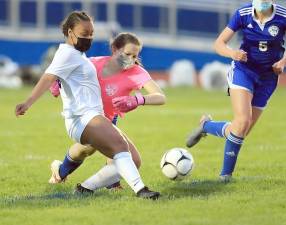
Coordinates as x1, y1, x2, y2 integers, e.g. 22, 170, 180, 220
160, 148, 194, 180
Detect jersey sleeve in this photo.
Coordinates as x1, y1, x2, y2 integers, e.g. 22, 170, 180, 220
227, 10, 242, 32
89, 56, 104, 64
130, 66, 152, 89
45, 49, 80, 80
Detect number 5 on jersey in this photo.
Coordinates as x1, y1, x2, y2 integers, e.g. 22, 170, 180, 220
259, 41, 268, 52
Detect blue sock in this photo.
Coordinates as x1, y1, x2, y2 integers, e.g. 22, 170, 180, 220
220, 132, 244, 176
59, 153, 83, 179
203, 121, 230, 137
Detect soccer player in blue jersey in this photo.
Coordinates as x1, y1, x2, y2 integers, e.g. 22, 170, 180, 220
186, 0, 286, 181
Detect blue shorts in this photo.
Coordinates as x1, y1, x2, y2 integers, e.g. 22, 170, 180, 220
227, 62, 278, 109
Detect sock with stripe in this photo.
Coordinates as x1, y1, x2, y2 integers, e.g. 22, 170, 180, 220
203, 121, 230, 138
220, 132, 244, 175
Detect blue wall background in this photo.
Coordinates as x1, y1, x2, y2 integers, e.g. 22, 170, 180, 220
0, 1, 232, 70
0, 39, 230, 71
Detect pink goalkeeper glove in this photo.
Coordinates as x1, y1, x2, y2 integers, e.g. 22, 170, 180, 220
49, 80, 61, 97
112, 92, 145, 113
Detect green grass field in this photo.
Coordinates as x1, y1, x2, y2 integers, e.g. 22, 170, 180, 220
1, 87, 286, 225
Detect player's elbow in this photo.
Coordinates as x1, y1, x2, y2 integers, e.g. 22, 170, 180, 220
213, 39, 221, 54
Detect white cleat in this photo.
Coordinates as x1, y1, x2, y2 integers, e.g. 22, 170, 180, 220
48, 160, 65, 184
219, 174, 232, 183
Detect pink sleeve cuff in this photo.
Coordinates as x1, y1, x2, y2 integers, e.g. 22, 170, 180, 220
135, 92, 145, 105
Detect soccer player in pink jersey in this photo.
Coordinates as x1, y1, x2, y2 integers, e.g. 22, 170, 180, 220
50, 32, 166, 193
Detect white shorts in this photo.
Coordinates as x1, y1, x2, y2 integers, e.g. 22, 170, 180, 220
65, 110, 103, 144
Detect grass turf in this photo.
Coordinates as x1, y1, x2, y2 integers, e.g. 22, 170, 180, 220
0, 87, 285, 225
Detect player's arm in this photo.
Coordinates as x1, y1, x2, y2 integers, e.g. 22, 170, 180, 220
112, 80, 166, 113
141, 80, 166, 105
15, 73, 57, 116
214, 27, 247, 62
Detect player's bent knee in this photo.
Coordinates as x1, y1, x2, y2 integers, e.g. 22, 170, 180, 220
84, 148, 96, 157
233, 117, 252, 135
78, 146, 96, 157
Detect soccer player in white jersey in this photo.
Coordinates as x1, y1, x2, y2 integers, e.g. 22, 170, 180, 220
186, 0, 286, 181
49, 32, 166, 192
15, 11, 159, 199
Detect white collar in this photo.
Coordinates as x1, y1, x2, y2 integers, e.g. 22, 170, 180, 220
252, 4, 276, 30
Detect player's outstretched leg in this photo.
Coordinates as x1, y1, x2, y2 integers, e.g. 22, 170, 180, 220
81, 115, 160, 200
186, 115, 231, 148
81, 134, 141, 192
186, 115, 212, 148
88, 154, 158, 199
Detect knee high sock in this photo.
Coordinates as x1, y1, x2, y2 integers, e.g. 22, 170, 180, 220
220, 132, 244, 176
113, 151, 144, 193
203, 121, 230, 138
81, 163, 120, 190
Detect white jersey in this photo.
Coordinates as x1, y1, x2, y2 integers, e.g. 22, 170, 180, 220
45, 43, 103, 119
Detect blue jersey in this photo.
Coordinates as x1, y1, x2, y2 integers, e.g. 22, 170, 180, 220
228, 3, 286, 76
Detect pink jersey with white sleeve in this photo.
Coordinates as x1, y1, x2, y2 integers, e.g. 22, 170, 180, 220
90, 56, 152, 120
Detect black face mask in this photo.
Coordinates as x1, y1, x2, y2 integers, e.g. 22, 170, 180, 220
72, 31, 92, 52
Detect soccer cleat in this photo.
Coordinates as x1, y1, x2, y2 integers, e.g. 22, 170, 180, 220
136, 187, 160, 200
219, 174, 232, 183
106, 181, 124, 190
186, 114, 212, 148
74, 183, 94, 195
48, 160, 65, 184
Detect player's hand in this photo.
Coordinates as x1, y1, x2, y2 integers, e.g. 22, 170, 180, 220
272, 59, 286, 75
231, 50, 248, 62
112, 96, 138, 113
15, 102, 30, 117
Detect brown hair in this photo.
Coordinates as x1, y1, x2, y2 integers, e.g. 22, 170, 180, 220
61, 11, 92, 37
111, 32, 142, 66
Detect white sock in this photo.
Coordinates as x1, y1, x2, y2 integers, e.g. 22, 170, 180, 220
81, 163, 121, 191
113, 151, 145, 193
